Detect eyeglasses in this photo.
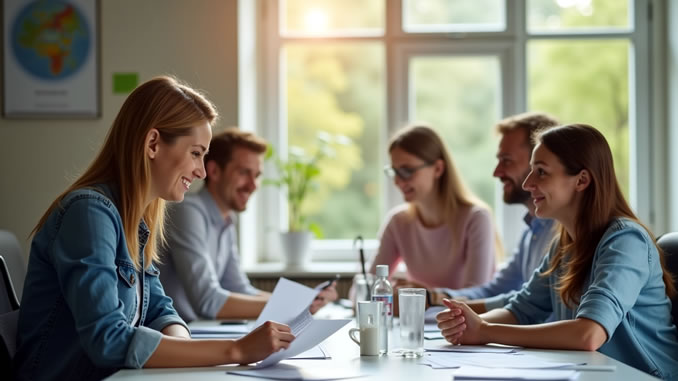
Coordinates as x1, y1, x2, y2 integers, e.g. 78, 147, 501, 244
383, 163, 432, 180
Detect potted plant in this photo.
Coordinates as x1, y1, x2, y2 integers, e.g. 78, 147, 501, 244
264, 133, 336, 267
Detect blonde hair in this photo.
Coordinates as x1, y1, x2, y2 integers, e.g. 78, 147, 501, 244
389, 125, 504, 257
32, 76, 218, 270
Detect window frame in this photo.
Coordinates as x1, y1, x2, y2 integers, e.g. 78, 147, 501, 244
245, 0, 661, 264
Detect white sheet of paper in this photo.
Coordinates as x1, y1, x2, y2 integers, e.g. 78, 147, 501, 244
255, 278, 319, 328
229, 363, 364, 380
425, 343, 521, 353
421, 352, 580, 370
256, 319, 350, 368
289, 344, 329, 360
452, 365, 580, 380
288, 309, 314, 335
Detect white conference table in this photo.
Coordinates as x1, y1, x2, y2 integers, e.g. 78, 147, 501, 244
109, 305, 660, 381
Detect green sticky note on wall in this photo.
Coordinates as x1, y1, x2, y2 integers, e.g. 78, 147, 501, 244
113, 73, 139, 94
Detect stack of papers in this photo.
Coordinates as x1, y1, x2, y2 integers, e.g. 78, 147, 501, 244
190, 278, 350, 368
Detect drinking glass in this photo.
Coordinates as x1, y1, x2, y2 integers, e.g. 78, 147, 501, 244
398, 288, 425, 357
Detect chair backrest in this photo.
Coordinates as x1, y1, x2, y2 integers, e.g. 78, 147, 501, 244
657, 232, 678, 325
0, 230, 25, 300
0, 256, 20, 314
0, 309, 19, 375
0, 255, 20, 375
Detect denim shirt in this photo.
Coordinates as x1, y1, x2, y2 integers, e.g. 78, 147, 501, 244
446, 214, 556, 310
506, 218, 678, 381
13, 185, 188, 381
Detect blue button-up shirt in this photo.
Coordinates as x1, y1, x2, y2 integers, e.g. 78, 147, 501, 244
159, 187, 260, 322
14, 185, 188, 381
507, 218, 678, 380
446, 214, 556, 310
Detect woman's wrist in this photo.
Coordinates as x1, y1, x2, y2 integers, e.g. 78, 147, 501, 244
479, 320, 494, 345
226, 339, 244, 364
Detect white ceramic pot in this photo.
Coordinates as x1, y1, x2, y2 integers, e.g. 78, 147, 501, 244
279, 231, 312, 268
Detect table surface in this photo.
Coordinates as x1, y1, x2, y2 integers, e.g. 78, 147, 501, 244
108, 305, 660, 381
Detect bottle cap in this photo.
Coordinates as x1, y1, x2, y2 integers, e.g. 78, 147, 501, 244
376, 265, 388, 277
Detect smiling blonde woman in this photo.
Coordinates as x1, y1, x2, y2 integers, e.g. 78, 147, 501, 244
14, 76, 294, 381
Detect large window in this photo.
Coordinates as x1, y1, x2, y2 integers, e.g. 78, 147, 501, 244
252, 0, 655, 262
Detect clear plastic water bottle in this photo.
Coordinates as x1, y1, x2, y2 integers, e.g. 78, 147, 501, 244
371, 265, 393, 354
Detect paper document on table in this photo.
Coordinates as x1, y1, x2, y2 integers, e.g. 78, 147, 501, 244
229, 362, 365, 380
452, 366, 580, 380
425, 343, 521, 353
255, 278, 319, 328
289, 344, 329, 360
425, 306, 445, 324
421, 352, 581, 370
256, 319, 350, 368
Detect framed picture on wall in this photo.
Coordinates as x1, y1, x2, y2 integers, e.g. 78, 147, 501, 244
2, 0, 100, 118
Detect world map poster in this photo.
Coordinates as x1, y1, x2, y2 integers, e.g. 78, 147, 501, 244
3, 0, 98, 117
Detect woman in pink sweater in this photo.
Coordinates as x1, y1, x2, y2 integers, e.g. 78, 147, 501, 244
370, 125, 498, 290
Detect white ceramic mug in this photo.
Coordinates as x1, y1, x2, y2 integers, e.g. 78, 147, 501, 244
348, 301, 382, 356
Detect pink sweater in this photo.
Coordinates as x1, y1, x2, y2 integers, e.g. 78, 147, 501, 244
370, 203, 496, 289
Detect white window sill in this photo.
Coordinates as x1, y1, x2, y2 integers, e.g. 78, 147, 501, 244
244, 261, 363, 278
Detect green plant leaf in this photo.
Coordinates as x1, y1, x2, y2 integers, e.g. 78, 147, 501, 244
265, 145, 274, 160
308, 222, 324, 239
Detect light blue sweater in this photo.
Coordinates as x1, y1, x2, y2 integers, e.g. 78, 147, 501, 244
506, 218, 678, 381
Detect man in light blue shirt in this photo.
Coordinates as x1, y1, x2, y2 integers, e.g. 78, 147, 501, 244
432, 113, 559, 313
159, 129, 336, 322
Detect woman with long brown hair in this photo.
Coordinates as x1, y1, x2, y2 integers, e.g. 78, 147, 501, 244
13, 76, 293, 381
371, 125, 498, 291
437, 124, 677, 380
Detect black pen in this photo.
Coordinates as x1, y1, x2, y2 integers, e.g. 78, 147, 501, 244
354, 235, 371, 299
316, 274, 340, 290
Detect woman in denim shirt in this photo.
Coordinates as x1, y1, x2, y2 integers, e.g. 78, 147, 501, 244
436, 124, 678, 380
14, 76, 294, 381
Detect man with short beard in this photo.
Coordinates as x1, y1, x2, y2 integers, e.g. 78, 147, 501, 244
159, 128, 336, 322
428, 113, 559, 313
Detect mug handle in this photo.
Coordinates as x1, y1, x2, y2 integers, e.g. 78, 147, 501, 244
348, 328, 361, 346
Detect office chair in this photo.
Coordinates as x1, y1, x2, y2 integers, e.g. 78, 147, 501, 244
657, 232, 678, 325
0, 255, 20, 375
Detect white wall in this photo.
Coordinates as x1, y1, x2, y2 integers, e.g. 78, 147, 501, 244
0, 0, 239, 258
669, 0, 678, 232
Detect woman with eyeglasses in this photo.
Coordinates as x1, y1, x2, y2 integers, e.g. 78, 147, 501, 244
436, 124, 677, 380
369, 125, 500, 297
